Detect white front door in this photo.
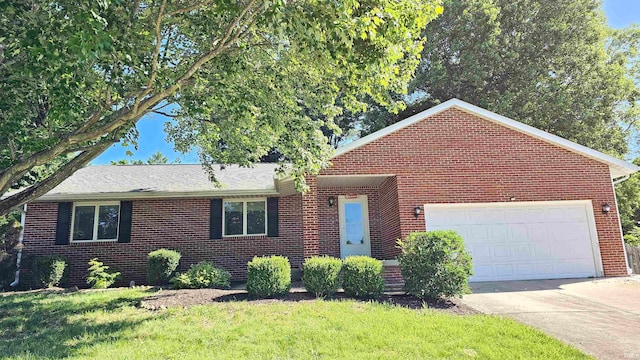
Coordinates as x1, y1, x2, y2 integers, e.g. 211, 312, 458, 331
339, 195, 371, 258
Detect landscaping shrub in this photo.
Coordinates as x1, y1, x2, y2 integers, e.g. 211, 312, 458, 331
0, 214, 21, 291
341, 256, 384, 299
170, 261, 231, 289
86, 258, 121, 289
397, 230, 473, 300
623, 227, 640, 247
0, 251, 16, 291
302, 256, 342, 297
32, 255, 68, 288
147, 249, 181, 285
246, 256, 291, 298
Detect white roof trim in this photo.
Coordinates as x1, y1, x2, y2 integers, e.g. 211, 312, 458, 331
333, 98, 639, 178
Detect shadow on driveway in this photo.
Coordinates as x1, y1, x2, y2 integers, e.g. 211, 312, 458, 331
469, 277, 598, 294
462, 276, 640, 360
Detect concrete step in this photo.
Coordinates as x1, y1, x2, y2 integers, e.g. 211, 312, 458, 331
384, 281, 405, 292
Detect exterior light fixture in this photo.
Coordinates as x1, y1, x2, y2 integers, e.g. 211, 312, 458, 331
602, 203, 611, 214
328, 196, 336, 207
509, 196, 516, 201
414, 206, 423, 218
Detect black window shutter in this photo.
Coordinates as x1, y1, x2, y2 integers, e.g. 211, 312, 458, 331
118, 201, 133, 243
267, 197, 279, 237
55, 202, 72, 245
210, 199, 223, 239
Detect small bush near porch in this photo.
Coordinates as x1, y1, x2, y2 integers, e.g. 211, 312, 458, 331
398, 231, 473, 300
0, 288, 588, 359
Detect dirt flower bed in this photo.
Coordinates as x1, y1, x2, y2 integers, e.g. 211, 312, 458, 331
139, 287, 477, 315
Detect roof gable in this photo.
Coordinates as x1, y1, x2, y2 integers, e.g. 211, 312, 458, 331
333, 99, 638, 178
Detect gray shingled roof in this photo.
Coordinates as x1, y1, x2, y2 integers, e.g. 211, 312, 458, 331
37, 164, 280, 201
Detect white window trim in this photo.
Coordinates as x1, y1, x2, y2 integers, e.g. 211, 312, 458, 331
70, 201, 121, 243
222, 198, 267, 237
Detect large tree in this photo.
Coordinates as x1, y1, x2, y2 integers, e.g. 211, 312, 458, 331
335, 0, 639, 156
0, 0, 444, 215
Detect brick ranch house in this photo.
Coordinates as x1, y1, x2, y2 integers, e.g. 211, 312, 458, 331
18, 99, 639, 287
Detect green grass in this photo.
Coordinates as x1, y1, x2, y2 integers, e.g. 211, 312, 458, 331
0, 288, 589, 359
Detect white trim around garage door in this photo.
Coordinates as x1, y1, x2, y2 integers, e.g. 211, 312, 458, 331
423, 200, 604, 278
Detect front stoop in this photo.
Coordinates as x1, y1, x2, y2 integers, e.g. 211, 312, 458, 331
383, 264, 404, 293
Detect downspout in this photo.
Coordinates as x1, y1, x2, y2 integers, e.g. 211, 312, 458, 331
611, 175, 632, 275
9, 204, 26, 288
612, 175, 630, 185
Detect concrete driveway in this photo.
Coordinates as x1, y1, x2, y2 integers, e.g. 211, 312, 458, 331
462, 277, 640, 359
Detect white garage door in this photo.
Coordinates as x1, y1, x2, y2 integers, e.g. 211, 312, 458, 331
425, 201, 602, 282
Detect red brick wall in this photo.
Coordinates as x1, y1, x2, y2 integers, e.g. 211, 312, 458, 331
23, 195, 303, 286
317, 187, 384, 259
301, 176, 319, 258
378, 177, 401, 259
322, 108, 628, 276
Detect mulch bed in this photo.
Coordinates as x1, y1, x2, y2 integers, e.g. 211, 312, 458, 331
139, 288, 477, 315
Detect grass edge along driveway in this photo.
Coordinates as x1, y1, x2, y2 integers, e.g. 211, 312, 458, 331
0, 288, 590, 359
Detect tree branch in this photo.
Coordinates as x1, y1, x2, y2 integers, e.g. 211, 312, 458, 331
135, 0, 167, 110
152, 110, 177, 118
0, 141, 115, 214
167, 0, 212, 17
7, 138, 16, 161
0, 0, 263, 199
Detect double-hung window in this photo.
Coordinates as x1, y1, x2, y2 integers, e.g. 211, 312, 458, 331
71, 202, 120, 242
223, 199, 267, 236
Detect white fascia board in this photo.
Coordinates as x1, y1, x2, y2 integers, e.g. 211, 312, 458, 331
333, 98, 639, 177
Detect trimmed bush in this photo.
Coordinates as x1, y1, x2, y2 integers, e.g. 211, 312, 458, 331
302, 256, 342, 297
147, 249, 181, 285
32, 255, 68, 288
170, 261, 231, 289
246, 256, 291, 298
397, 231, 473, 300
86, 258, 120, 289
342, 256, 384, 299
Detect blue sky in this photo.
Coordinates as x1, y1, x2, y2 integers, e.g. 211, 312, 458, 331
93, 0, 640, 165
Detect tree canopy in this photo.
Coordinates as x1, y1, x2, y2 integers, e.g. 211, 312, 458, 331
334, 0, 639, 157
0, 0, 444, 215
110, 151, 171, 165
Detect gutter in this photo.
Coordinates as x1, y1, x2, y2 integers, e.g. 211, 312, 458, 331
612, 175, 630, 185
34, 188, 280, 202
9, 204, 26, 288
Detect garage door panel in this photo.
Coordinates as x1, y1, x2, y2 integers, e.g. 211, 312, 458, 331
471, 245, 491, 258
516, 264, 534, 276
493, 245, 511, 258
425, 201, 599, 282
528, 208, 545, 221
490, 226, 509, 240
512, 244, 532, 257
471, 225, 490, 240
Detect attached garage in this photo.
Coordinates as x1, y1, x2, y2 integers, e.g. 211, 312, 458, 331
425, 201, 603, 282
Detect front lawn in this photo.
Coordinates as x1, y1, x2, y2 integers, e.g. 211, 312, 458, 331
0, 288, 588, 359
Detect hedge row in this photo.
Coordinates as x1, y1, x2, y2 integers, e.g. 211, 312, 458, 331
20, 230, 472, 300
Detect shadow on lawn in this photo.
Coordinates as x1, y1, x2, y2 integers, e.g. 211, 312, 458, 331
214, 291, 464, 311
0, 289, 162, 358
